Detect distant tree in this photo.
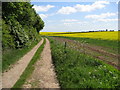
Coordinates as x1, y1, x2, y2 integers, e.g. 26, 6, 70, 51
110, 30, 114, 31
106, 29, 108, 31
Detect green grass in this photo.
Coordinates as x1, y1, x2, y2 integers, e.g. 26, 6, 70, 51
49, 38, 120, 88
2, 38, 42, 72
13, 38, 46, 88
54, 36, 118, 54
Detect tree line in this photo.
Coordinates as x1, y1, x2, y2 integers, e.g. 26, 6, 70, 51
2, 2, 44, 50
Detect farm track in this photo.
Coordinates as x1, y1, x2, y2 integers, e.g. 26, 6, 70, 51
53, 37, 120, 70
23, 38, 60, 88
2, 39, 44, 88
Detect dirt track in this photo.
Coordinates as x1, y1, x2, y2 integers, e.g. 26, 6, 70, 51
23, 38, 60, 88
2, 39, 44, 88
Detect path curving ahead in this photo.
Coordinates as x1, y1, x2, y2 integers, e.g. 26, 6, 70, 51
2, 38, 44, 88
23, 38, 60, 88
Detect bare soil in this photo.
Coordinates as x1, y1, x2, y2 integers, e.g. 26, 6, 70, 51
2, 39, 44, 88
23, 38, 60, 88
53, 37, 120, 70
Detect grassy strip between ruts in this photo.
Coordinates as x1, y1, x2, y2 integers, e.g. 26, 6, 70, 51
2, 38, 42, 72
49, 37, 120, 88
12, 38, 46, 88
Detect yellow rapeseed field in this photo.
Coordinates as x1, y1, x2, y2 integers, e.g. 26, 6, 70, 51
40, 31, 119, 41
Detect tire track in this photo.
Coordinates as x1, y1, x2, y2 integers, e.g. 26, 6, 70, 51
23, 38, 60, 88
2, 38, 44, 88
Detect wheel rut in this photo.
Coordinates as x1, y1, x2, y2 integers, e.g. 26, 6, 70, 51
2, 39, 44, 88
23, 38, 60, 88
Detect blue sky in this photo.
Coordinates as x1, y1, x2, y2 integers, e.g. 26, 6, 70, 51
31, 1, 118, 32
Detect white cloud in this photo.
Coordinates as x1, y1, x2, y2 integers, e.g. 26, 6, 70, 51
75, 1, 109, 12
39, 14, 48, 19
98, 18, 118, 22
85, 12, 118, 22
116, 1, 119, 4
62, 19, 88, 25
62, 19, 78, 22
57, 1, 109, 14
85, 12, 116, 19
57, 6, 77, 14
33, 5, 55, 12
63, 23, 71, 25
63, 21, 88, 26
39, 13, 56, 19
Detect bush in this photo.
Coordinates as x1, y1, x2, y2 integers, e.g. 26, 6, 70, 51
2, 2, 44, 50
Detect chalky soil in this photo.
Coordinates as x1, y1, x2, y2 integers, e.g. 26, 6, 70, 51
23, 38, 60, 88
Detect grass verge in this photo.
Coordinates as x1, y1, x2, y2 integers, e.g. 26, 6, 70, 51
49, 38, 120, 88
2, 38, 42, 72
12, 38, 46, 88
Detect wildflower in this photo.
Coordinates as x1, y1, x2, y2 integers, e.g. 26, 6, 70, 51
89, 72, 91, 74
113, 77, 117, 79
98, 66, 101, 69
109, 71, 112, 74
103, 65, 106, 68
93, 76, 95, 78
100, 82, 102, 84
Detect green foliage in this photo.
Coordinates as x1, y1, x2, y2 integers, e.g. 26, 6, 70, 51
13, 39, 46, 88
8, 19, 29, 48
2, 2, 44, 71
2, 2, 44, 50
2, 20, 15, 49
49, 38, 120, 88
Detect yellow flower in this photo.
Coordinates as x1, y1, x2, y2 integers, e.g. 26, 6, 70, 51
40, 31, 119, 41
